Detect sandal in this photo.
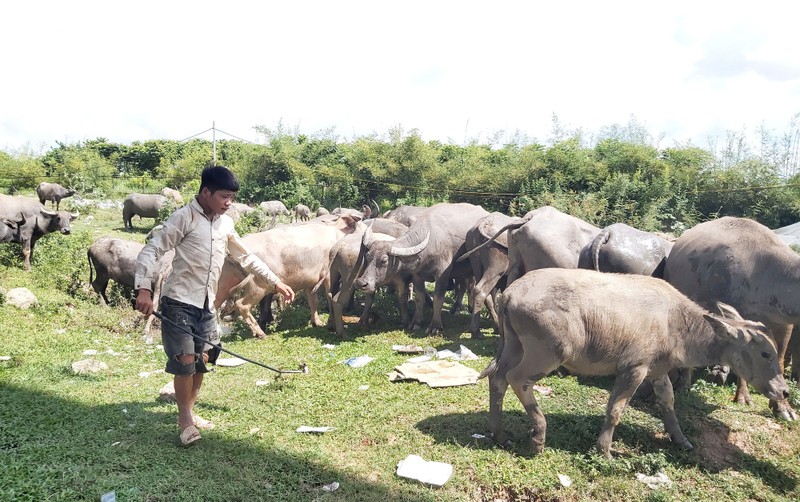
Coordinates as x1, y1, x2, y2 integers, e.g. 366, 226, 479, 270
193, 414, 215, 430
180, 425, 201, 446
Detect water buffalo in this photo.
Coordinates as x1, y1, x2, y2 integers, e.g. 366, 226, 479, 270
464, 212, 517, 339
578, 222, 674, 277
293, 204, 311, 222
160, 187, 183, 205
484, 268, 789, 458
0, 214, 25, 243
356, 202, 489, 334
123, 193, 168, 230
259, 200, 290, 217
215, 214, 362, 338
87, 236, 173, 334
316, 207, 330, 217
382, 205, 429, 226
460, 206, 600, 287
36, 182, 76, 211
663, 216, 800, 420
326, 218, 410, 335
0, 194, 78, 270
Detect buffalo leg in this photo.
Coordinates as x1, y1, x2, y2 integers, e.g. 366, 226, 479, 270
426, 272, 452, 335
308, 290, 324, 327
597, 366, 648, 458
408, 277, 427, 331
652, 374, 692, 450
504, 346, 558, 454
470, 268, 505, 339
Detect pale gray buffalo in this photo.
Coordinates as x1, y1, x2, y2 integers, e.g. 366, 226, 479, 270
326, 218, 409, 335
578, 222, 674, 277
87, 236, 173, 334
215, 214, 362, 338
293, 204, 312, 222
0, 194, 78, 270
259, 200, 290, 218
664, 216, 800, 420
36, 182, 76, 211
355, 202, 489, 334
459, 206, 600, 287
316, 207, 330, 217
484, 268, 789, 458
123, 193, 168, 230
463, 212, 518, 339
160, 187, 184, 205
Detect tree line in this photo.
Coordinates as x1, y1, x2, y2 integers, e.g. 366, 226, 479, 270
2, 116, 800, 233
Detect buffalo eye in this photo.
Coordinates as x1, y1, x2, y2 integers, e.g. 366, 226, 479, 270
380, 255, 388, 266
761, 351, 771, 359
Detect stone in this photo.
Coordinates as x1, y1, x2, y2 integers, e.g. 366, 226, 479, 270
72, 358, 108, 375
159, 380, 176, 403
7, 288, 37, 309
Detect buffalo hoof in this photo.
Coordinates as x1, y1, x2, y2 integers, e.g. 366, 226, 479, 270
426, 326, 443, 336
488, 431, 512, 449
675, 439, 694, 450
733, 394, 753, 406
771, 401, 798, 421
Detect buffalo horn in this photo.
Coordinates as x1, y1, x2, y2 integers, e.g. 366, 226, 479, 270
389, 230, 429, 257
361, 220, 376, 248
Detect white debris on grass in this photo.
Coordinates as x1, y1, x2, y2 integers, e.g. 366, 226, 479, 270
341, 355, 373, 368
250, 428, 261, 434
82, 349, 99, 356
255, 380, 270, 386
396, 454, 453, 486
321, 482, 340, 492
635, 472, 672, 489
322, 343, 336, 350
471, 433, 486, 439
55, 328, 66, 334
558, 474, 572, 487
216, 357, 246, 367
296, 426, 334, 433
0, 356, 11, 361
358, 385, 369, 391
533, 384, 554, 396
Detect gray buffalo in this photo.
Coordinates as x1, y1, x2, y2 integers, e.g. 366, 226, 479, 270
484, 268, 789, 457
215, 214, 362, 338
382, 205, 429, 226
0, 194, 78, 270
326, 218, 410, 335
464, 212, 517, 339
578, 222, 674, 277
123, 193, 168, 230
316, 207, 330, 217
460, 206, 600, 287
664, 216, 800, 420
355, 202, 489, 334
36, 182, 76, 211
0, 214, 25, 243
293, 204, 312, 222
88, 236, 173, 334
259, 200, 290, 217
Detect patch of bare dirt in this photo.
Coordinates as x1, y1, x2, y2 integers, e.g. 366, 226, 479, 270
694, 423, 739, 470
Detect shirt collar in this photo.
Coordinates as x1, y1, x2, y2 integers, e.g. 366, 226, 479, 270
190, 196, 216, 222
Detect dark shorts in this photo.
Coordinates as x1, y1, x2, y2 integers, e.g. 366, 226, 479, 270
160, 296, 221, 376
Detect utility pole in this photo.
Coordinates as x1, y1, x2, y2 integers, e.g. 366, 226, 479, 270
212, 121, 217, 164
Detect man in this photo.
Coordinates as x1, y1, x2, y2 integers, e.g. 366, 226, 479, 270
135, 165, 295, 446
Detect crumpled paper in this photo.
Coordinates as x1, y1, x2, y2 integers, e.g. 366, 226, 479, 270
396, 454, 452, 486
387, 360, 479, 387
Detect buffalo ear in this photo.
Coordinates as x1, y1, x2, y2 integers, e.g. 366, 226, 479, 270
703, 313, 740, 341
715, 302, 743, 320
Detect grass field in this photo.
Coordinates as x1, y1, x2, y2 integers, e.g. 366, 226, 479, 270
1, 202, 799, 501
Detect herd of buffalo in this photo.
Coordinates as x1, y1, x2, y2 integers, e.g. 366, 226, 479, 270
2, 181, 799, 457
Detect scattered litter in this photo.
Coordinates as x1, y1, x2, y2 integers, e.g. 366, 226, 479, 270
215, 357, 246, 367
392, 344, 426, 354
296, 426, 334, 433
342, 355, 374, 368
82, 349, 99, 356
558, 474, 572, 487
155, 344, 163, 350
100, 491, 116, 502
111, 441, 121, 447
250, 428, 261, 434
533, 384, 554, 396
0, 356, 11, 361
144, 337, 154, 345
255, 380, 271, 386
635, 472, 672, 489
322, 343, 336, 350
358, 385, 369, 391
55, 328, 66, 334
138, 370, 163, 378
471, 433, 486, 439
122, 408, 128, 414
437, 345, 478, 361
321, 481, 340, 492
106, 349, 120, 356
388, 360, 480, 388
396, 454, 453, 486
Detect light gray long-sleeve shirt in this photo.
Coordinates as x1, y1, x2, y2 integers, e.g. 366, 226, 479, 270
135, 197, 279, 310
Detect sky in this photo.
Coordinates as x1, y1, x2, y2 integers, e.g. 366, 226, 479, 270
2, 1, 800, 153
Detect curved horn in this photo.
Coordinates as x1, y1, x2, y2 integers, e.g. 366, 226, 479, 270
361, 220, 376, 248
40, 208, 58, 217
389, 230, 430, 257
456, 219, 527, 262
70, 211, 80, 220
370, 199, 380, 220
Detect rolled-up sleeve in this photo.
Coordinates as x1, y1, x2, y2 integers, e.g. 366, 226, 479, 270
227, 232, 280, 286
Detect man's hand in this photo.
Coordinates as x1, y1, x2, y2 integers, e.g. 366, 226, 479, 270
275, 281, 295, 304
135, 289, 154, 316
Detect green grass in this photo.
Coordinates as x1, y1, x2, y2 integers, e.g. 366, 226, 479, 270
1, 203, 799, 501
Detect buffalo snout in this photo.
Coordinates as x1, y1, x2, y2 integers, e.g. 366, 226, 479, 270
354, 278, 368, 290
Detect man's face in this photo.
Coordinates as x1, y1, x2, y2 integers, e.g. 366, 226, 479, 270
202, 188, 235, 215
